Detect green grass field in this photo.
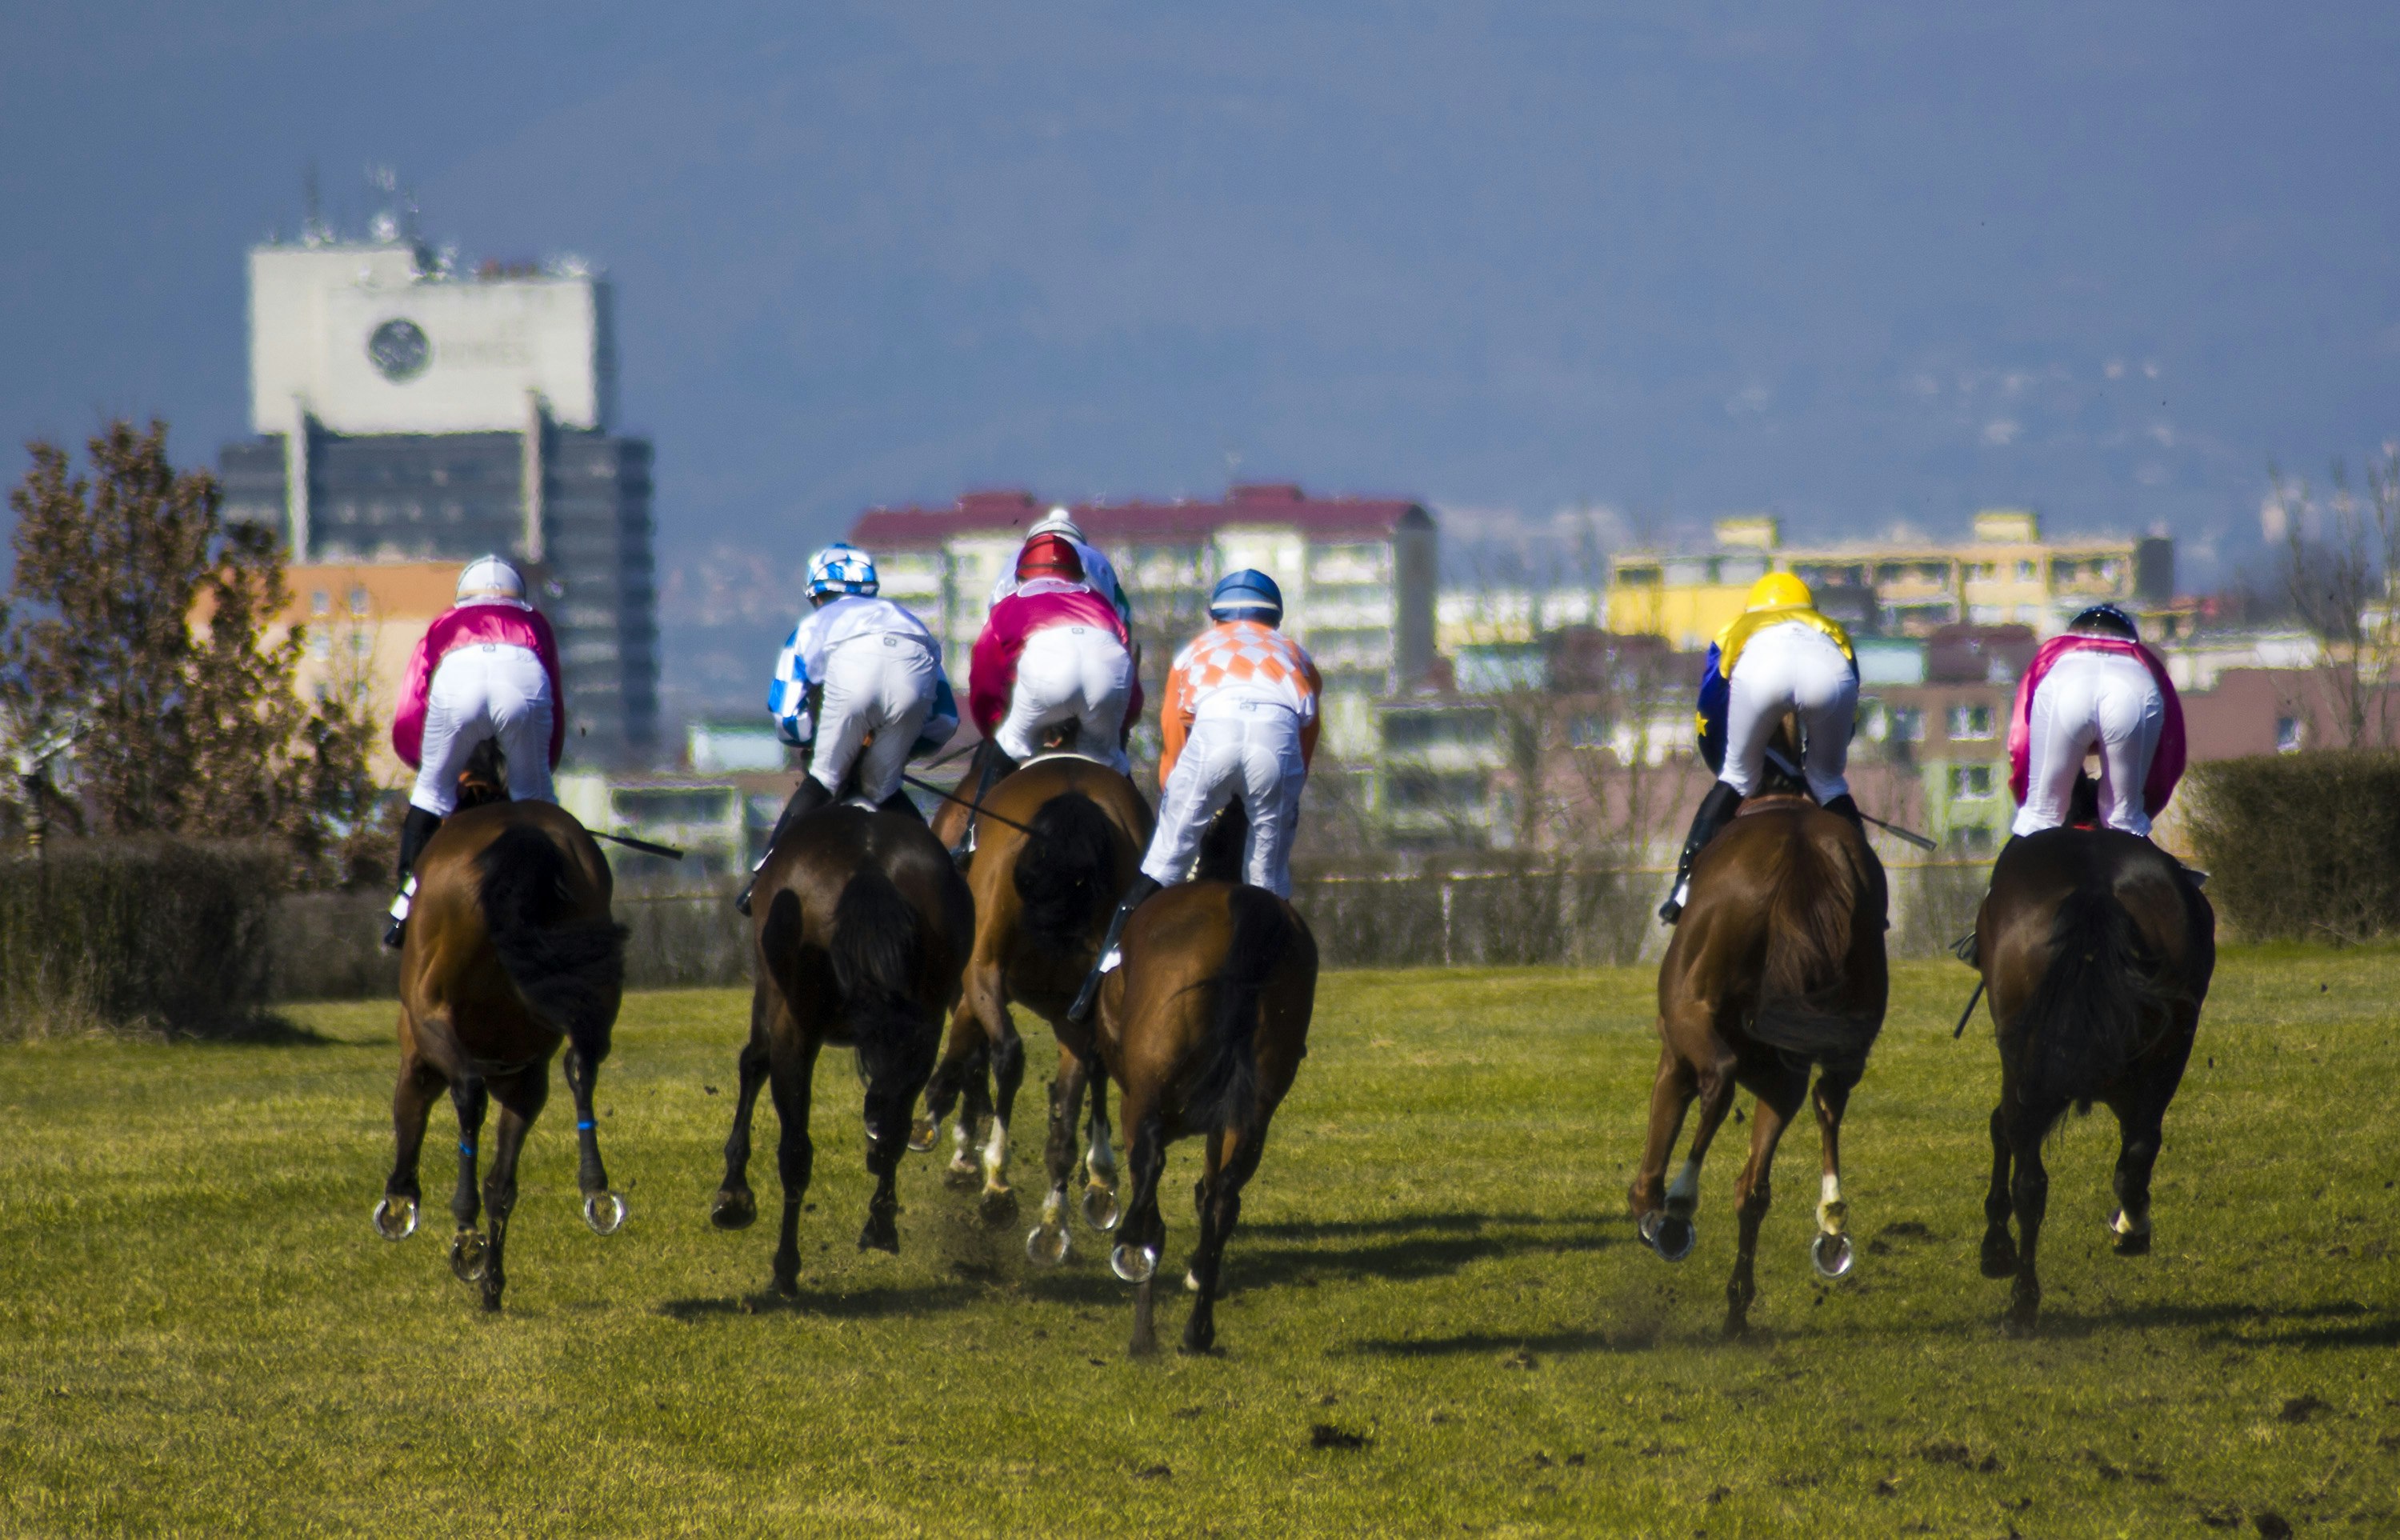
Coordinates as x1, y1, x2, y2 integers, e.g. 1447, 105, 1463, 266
2, 952, 2397, 1537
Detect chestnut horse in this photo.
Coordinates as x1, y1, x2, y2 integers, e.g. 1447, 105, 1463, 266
1970, 826, 2214, 1330
709, 802, 974, 1293
910, 754, 1152, 1257
1628, 762, 1888, 1337
1082, 847, 1319, 1357
374, 794, 630, 1313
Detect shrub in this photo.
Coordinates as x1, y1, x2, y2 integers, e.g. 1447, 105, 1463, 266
2186, 752, 2400, 942
0, 840, 281, 1038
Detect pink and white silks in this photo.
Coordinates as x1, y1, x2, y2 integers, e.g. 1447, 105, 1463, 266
392, 599, 566, 818
2006, 633, 2186, 838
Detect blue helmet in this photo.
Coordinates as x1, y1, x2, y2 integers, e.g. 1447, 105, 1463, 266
1208, 569, 1283, 625
2070, 602, 2138, 641
806, 542, 878, 598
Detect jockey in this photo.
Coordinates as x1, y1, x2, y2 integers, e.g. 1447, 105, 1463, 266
734, 542, 959, 917
385, 555, 565, 946
1661, 571, 1862, 924
966, 532, 1145, 775
2008, 602, 2186, 838
986, 506, 1134, 633
1068, 570, 1320, 1022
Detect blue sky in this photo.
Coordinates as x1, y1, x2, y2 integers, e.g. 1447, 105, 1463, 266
5, 3, 2398, 703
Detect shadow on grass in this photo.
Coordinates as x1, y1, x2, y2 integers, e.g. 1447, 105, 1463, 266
182, 1011, 338, 1047
2021, 1296, 2400, 1348
1346, 1326, 1682, 1359
655, 1282, 984, 1322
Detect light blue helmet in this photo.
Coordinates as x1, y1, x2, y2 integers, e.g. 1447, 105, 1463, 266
806, 542, 878, 598
1208, 569, 1283, 625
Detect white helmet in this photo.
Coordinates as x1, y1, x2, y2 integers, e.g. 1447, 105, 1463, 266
806, 542, 879, 598
1029, 506, 1084, 542
457, 555, 526, 602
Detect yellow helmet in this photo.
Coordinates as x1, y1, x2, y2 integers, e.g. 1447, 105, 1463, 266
1746, 572, 1813, 611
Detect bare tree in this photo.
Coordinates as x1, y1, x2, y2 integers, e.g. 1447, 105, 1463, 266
2274, 445, 2400, 750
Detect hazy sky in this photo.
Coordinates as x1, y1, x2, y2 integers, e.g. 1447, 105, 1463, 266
6, 2, 2398, 702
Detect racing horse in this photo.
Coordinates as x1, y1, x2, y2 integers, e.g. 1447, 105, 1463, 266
908, 754, 1153, 1258
709, 798, 974, 1293
1970, 826, 2214, 1330
373, 757, 630, 1313
1628, 744, 1889, 1338
1082, 814, 1320, 1357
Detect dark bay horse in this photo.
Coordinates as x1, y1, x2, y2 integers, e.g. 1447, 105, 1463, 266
375, 798, 630, 1313
1970, 826, 2214, 1330
1083, 873, 1319, 1357
1629, 772, 1889, 1337
710, 803, 974, 1294
910, 754, 1153, 1258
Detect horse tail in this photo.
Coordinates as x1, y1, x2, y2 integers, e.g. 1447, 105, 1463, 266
475, 822, 627, 1056
1183, 886, 1290, 1132
1752, 823, 1878, 1060
1010, 790, 1118, 950
830, 860, 934, 1087
2018, 869, 2171, 1115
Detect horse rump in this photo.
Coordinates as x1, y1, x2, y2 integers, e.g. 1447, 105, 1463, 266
1181, 886, 1291, 1133
475, 822, 627, 1053
1750, 825, 1881, 1062
1010, 790, 1118, 949
829, 862, 939, 1089
2015, 869, 2173, 1118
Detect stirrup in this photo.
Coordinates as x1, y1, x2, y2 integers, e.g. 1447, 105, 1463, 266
1657, 876, 1689, 926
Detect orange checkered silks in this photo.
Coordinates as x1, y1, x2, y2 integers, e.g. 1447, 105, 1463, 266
1158, 619, 1323, 786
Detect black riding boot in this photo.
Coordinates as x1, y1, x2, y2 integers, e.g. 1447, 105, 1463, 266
383, 806, 444, 950
1821, 793, 1866, 835
1067, 873, 1163, 1024
1658, 781, 1745, 925
947, 741, 1018, 867
735, 778, 834, 917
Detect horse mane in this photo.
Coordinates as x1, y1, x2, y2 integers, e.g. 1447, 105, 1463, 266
1750, 818, 1881, 1060
2012, 839, 2181, 1118
1010, 791, 1118, 950
1182, 885, 1290, 1132
474, 822, 626, 1057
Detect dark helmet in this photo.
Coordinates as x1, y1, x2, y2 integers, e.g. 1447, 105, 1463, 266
2069, 602, 2138, 641
1208, 569, 1283, 625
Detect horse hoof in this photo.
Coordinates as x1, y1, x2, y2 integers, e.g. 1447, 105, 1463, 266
1640, 1211, 1696, 1263
859, 1210, 900, 1254
371, 1195, 418, 1242
1978, 1231, 2018, 1279
1026, 1223, 1071, 1266
980, 1187, 1019, 1226
582, 1191, 628, 1237
1110, 1242, 1160, 1284
1183, 1267, 1203, 1294
449, 1230, 488, 1284
907, 1114, 938, 1154
1082, 1183, 1122, 1233
773, 1271, 799, 1299
943, 1161, 982, 1192
2111, 1222, 2151, 1258
710, 1187, 757, 1231
1810, 1231, 1854, 1281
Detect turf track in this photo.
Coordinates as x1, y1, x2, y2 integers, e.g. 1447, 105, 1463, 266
0, 951, 2395, 1535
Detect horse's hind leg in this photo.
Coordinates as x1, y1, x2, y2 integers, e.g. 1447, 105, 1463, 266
1030, 1048, 1094, 1264
766, 1035, 822, 1296
914, 1002, 984, 1154
1633, 1030, 1735, 1262
1084, 1063, 1120, 1230
858, 1041, 922, 1256
562, 1043, 626, 1237
446, 1071, 490, 1286
2005, 1102, 2058, 1332
1112, 1091, 1170, 1357
2110, 1018, 2195, 1258
1806, 1055, 1864, 1280
1978, 1102, 2018, 1278
477, 1068, 548, 1313
377, 1050, 442, 1240
1725, 1072, 1803, 1338
711, 981, 775, 1231
1182, 1120, 1269, 1356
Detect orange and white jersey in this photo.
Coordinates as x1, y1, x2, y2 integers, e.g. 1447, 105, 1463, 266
1158, 619, 1322, 784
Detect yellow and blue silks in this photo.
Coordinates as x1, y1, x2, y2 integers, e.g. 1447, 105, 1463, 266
1694, 604, 1858, 774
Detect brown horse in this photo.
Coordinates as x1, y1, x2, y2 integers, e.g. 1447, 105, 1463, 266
1082, 864, 1319, 1357
709, 802, 974, 1293
1628, 768, 1889, 1337
374, 795, 630, 1313
1970, 826, 2214, 1330
908, 754, 1153, 1256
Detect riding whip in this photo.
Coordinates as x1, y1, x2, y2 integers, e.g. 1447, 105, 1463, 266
1951, 979, 1986, 1039
590, 829, 688, 860
1761, 746, 1936, 850
900, 773, 1042, 837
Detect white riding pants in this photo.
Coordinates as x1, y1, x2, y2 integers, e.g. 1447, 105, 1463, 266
1139, 702, 1306, 898
410, 643, 556, 817
996, 625, 1134, 772
1720, 622, 1858, 803
810, 631, 940, 803
2011, 649, 2165, 838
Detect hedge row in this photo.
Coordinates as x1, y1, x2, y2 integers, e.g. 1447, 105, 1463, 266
2186, 751, 2400, 944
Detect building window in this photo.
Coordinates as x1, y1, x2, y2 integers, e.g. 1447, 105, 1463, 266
2016, 560, 2037, 580
348, 586, 370, 614
1948, 764, 1996, 801
1386, 769, 1488, 810
1886, 706, 1926, 743
2277, 716, 2304, 754
311, 590, 331, 616
1948, 822, 1995, 854
1947, 704, 1995, 740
